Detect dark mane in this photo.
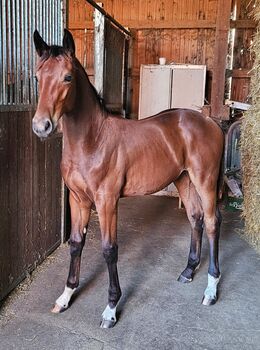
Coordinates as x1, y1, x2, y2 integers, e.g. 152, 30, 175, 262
40, 45, 68, 60
90, 82, 121, 116
49, 45, 67, 57
74, 57, 122, 117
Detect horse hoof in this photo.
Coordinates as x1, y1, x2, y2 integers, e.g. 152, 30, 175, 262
202, 296, 217, 306
51, 303, 67, 313
177, 274, 192, 283
100, 318, 116, 329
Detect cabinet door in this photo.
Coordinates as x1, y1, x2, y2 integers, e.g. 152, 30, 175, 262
138, 66, 172, 119
171, 66, 206, 111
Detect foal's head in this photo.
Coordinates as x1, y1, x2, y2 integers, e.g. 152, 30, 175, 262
32, 30, 76, 138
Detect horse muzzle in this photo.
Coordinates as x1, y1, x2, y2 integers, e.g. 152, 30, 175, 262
32, 117, 53, 138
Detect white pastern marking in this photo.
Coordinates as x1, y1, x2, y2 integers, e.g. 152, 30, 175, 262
56, 286, 76, 309
102, 304, 117, 322
204, 273, 221, 299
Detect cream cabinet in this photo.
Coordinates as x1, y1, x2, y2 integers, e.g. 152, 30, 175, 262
138, 64, 206, 119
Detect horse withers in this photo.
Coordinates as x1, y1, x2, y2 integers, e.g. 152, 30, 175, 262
32, 29, 224, 328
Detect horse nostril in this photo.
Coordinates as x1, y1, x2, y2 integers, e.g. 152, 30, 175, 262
44, 120, 52, 132
32, 118, 53, 137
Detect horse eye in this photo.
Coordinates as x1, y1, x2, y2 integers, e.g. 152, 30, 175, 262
64, 75, 72, 82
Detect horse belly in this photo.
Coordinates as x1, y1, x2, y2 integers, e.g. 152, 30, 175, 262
122, 157, 182, 196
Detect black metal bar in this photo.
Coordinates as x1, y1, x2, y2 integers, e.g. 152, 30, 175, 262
85, 0, 131, 37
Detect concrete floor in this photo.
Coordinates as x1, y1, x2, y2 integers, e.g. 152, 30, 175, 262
1, 196, 260, 350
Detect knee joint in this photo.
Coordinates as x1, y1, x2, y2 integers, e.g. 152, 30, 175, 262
69, 239, 84, 257
191, 212, 204, 230
103, 244, 118, 264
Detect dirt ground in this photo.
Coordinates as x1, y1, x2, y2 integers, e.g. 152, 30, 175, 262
1, 196, 259, 350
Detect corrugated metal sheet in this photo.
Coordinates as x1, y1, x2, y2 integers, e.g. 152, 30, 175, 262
0, 0, 63, 110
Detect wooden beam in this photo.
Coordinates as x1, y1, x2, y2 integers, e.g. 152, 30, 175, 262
230, 19, 257, 29
69, 19, 217, 30
69, 19, 257, 31
231, 69, 252, 78
117, 19, 217, 29
202, 105, 230, 120
211, 0, 232, 119
85, 0, 131, 36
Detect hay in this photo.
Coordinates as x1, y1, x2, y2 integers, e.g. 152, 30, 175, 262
240, 0, 260, 250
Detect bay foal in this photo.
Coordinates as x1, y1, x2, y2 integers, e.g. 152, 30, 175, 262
32, 29, 224, 328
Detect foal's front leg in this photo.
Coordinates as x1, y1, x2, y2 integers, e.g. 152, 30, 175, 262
95, 195, 122, 328
52, 194, 92, 313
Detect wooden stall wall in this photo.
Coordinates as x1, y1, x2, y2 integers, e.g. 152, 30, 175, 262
0, 111, 62, 301
231, 0, 256, 103
68, 0, 218, 116
68, 0, 256, 116
68, 1, 95, 81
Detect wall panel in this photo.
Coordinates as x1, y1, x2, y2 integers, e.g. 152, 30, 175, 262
68, 0, 255, 115
0, 111, 62, 301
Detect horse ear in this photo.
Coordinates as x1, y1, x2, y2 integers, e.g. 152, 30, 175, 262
33, 30, 49, 57
63, 29, 75, 55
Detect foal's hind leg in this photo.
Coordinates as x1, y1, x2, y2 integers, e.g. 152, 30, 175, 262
188, 171, 222, 305
174, 172, 204, 283
52, 193, 92, 313
201, 202, 222, 306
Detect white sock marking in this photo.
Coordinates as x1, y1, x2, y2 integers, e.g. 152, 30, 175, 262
102, 304, 117, 322
204, 273, 221, 300
56, 286, 76, 309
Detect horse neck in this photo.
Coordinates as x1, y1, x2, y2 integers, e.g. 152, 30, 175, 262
62, 65, 106, 155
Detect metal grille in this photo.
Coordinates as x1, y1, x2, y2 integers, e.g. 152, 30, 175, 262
103, 19, 128, 113
94, 6, 130, 115
0, 0, 63, 110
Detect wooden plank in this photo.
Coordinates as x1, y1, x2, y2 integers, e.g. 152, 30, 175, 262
70, 19, 217, 30
32, 124, 42, 267
69, 29, 94, 69
233, 28, 255, 70
208, 0, 218, 20
202, 105, 230, 118
8, 113, 19, 282
17, 112, 31, 272
230, 19, 257, 28
211, 0, 232, 119
231, 68, 251, 78
0, 110, 62, 301
130, 0, 139, 22
231, 77, 251, 102
205, 29, 215, 70
68, 0, 93, 29
0, 112, 11, 299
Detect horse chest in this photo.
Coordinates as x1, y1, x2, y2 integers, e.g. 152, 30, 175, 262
61, 162, 94, 201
